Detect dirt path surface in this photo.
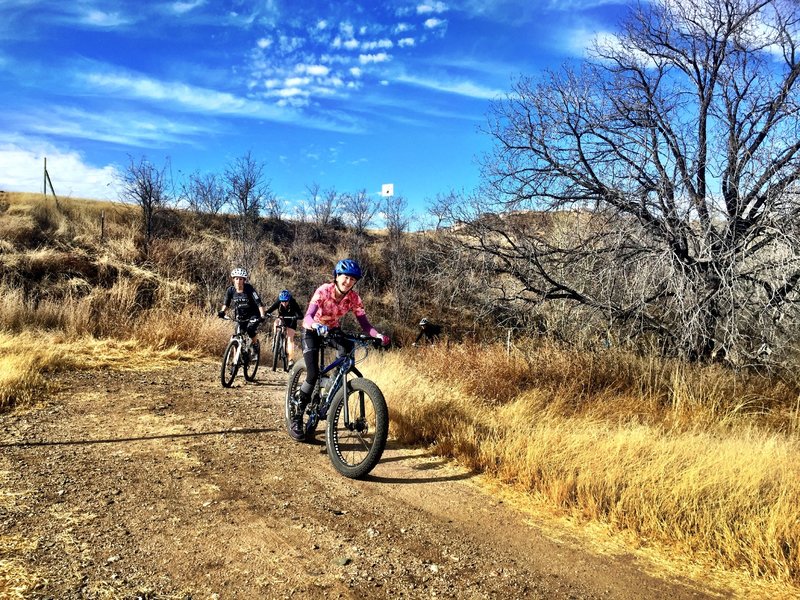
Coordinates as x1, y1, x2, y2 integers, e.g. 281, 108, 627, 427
1, 360, 727, 599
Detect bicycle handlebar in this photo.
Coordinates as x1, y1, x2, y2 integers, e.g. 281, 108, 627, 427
325, 329, 385, 349
220, 315, 265, 325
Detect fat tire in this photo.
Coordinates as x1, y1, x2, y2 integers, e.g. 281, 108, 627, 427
326, 377, 388, 479
279, 332, 288, 372
272, 329, 282, 372
220, 339, 240, 388
285, 359, 309, 440
244, 343, 260, 381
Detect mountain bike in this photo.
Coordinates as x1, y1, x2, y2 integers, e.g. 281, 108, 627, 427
219, 316, 262, 387
269, 316, 289, 372
285, 330, 388, 479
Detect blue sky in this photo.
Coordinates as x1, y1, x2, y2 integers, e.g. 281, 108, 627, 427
0, 0, 628, 218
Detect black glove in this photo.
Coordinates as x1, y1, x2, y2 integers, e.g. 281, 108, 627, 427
217, 310, 225, 318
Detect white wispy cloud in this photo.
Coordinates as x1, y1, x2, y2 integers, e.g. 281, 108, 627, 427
79, 68, 363, 132
82, 9, 131, 27
359, 53, 390, 64
83, 71, 289, 117
361, 39, 394, 51
15, 105, 215, 147
395, 74, 503, 99
0, 139, 121, 200
424, 18, 446, 30
171, 0, 206, 15
417, 2, 448, 15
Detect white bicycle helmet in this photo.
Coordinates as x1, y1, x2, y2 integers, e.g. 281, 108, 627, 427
230, 267, 248, 279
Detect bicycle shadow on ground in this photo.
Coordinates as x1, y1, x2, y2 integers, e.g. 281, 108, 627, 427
361, 439, 478, 485
0, 427, 273, 449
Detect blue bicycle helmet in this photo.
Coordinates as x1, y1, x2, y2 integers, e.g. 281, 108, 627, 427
278, 289, 291, 302
333, 258, 362, 280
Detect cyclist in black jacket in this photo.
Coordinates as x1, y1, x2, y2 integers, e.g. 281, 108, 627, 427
218, 267, 267, 352
265, 289, 304, 367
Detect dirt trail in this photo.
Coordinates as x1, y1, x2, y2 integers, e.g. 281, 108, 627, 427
1, 360, 727, 599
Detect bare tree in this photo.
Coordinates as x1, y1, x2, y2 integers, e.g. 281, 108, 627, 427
383, 195, 416, 322
341, 188, 382, 259
304, 182, 341, 237
183, 170, 227, 217
426, 190, 461, 231
342, 189, 381, 235
265, 193, 284, 221
467, 0, 800, 365
119, 155, 171, 257
223, 151, 271, 268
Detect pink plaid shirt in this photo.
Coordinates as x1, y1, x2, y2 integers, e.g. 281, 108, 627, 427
306, 282, 366, 329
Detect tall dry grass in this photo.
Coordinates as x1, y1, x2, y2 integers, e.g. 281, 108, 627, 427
0, 329, 213, 411
367, 343, 800, 589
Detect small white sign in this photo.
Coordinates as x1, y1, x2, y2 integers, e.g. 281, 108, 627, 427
381, 183, 394, 197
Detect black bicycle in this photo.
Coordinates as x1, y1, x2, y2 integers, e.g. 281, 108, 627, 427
219, 316, 262, 387
285, 330, 388, 479
269, 316, 289, 372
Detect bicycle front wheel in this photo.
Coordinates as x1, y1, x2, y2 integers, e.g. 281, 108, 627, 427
244, 342, 260, 381
284, 359, 313, 440
220, 339, 241, 387
271, 329, 282, 371
326, 377, 388, 479
279, 332, 288, 372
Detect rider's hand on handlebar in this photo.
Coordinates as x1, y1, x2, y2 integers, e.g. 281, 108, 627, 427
217, 310, 226, 319
313, 323, 328, 337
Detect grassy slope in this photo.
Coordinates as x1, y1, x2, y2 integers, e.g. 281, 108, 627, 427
2, 192, 800, 595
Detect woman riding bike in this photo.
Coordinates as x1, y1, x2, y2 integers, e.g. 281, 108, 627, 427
217, 267, 267, 351
290, 258, 390, 441
265, 289, 304, 368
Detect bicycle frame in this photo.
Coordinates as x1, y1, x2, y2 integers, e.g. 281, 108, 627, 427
229, 318, 253, 356
304, 333, 367, 428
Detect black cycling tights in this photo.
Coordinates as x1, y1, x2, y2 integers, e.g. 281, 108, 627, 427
299, 328, 352, 396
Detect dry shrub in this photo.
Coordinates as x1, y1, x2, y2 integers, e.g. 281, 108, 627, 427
134, 307, 229, 355
0, 352, 50, 410
403, 341, 536, 404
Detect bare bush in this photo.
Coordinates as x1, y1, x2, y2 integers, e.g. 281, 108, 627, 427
469, 0, 800, 366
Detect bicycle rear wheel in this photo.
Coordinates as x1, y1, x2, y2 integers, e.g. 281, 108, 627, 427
326, 377, 388, 479
244, 341, 260, 381
220, 339, 241, 387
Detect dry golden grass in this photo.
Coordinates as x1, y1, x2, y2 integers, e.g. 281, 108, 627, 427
0, 330, 211, 411
367, 344, 800, 592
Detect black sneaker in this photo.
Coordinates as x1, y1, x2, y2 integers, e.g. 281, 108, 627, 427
289, 416, 305, 441
289, 390, 309, 441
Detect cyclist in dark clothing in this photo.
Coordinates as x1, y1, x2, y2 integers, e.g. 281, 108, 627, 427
413, 317, 442, 346
265, 289, 304, 367
217, 267, 267, 351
